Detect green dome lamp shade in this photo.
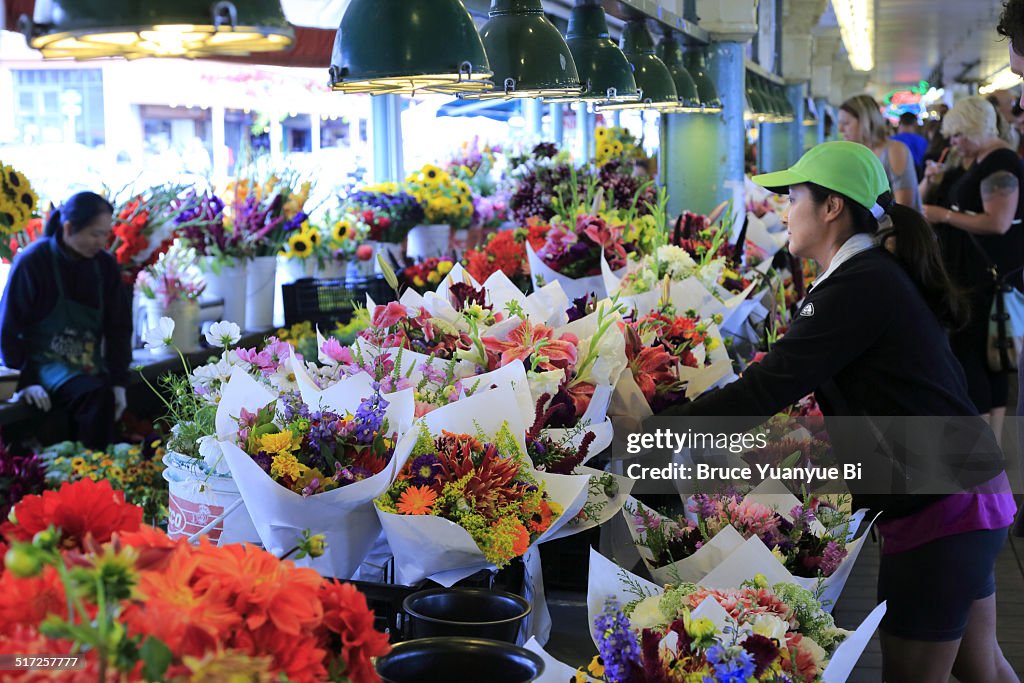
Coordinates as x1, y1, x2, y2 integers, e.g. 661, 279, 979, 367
545, 0, 638, 104
460, 0, 583, 100
656, 33, 703, 113
684, 47, 722, 111
597, 19, 678, 112
19, 0, 294, 59
329, 0, 492, 95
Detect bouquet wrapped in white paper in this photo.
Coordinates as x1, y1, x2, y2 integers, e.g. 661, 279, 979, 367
374, 386, 591, 586
578, 548, 886, 683
527, 241, 627, 302
215, 366, 416, 579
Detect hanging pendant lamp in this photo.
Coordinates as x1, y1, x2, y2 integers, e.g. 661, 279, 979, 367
656, 33, 704, 113
684, 47, 722, 110
545, 0, 638, 104
330, 0, 492, 95
460, 0, 582, 100
596, 19, 677, 112
20, 0, 294, 60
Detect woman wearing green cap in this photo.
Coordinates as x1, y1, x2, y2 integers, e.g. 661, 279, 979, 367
667, 141, 1018, 682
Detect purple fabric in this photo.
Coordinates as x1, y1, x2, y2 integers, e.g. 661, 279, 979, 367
878, 472, 1017, 554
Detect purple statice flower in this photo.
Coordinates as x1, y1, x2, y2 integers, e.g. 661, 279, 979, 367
593, 599, 640, 683
301, 478, 320, 497
409, 454, 442, 487
819, 541, 848, 576
418, 362, 447, 385
252, 451, 273, 474
705, 644, 756, 683
279, 392, 309, 423
307, 411, 342, 451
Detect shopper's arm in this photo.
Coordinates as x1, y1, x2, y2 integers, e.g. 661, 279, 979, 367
940, 170, 1020, 235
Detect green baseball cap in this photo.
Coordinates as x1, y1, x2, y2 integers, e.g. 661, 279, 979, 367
752, 141, 893, 217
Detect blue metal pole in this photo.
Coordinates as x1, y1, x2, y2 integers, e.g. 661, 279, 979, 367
371, 94, 404, 183
551, 103, 565, 146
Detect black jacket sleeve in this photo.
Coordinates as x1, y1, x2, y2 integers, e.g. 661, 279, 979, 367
100, 256, 133, 386
662, 270, 890, 421
0, 248, 44, 386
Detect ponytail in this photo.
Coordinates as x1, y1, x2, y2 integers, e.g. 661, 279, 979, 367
45, 191, 114, 243
806, 183, 968, 330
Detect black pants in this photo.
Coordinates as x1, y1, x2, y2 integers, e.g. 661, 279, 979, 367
53, 375, 115, 450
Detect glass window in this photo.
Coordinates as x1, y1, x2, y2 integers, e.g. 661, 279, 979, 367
11, 68, 106, 147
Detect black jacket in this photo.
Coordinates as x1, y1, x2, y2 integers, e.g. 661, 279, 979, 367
662, 247, 1005, 517
0, 236, 132, 387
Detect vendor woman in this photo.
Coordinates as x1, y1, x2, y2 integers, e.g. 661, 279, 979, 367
0, 191, 131, 449
664, 142, 1018, 683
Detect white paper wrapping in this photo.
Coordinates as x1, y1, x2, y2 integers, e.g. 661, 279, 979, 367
526, 241, 626, 302
215, 369, 416, 579
624, 497, 748, 586
374, 386, 591, 586
544, 466, 634, 542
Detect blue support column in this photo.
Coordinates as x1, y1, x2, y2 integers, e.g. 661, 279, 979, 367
814, 97, 828, 145
576, 103, 595, 162
663, 42, 746, 218
786, 82, 807, 160
371, 95, 403, 184
524, 99, 544, 139
551, 103, 564, 146
760, 82, 807, 171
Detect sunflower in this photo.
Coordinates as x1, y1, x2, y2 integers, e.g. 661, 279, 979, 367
332, 219, 351, 243
306, 228, 321, 248
287, 231, 313, 259
396, 485, 437, 515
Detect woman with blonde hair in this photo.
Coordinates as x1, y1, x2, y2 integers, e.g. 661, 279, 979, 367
839, 94, 922, 211
922, 95, 1024, 444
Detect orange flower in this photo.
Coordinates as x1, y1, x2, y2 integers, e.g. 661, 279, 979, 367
527, 500, 553, 534
319, 581, 391, 683
511, 521, 530, 556
396, 485, 437, 515
1, 479, 142, 551
190, 542, 324, 636
123, 546, 240, 657
0, 566, 66, 637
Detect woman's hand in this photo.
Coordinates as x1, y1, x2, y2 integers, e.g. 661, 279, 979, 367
113, 386, 126, 421
923, 160, 945, 183
17, 385, 51, 412
922, 204, 950, 224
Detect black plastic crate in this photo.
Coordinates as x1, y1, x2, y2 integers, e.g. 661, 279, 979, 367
281, 275, 396, 328
539, 526, 600, 592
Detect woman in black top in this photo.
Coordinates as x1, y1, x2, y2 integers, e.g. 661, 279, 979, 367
663, 142, 1017, 683
0, 192, 132, 448
922, 96, 1024, 446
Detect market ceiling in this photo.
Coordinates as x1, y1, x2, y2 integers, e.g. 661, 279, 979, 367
1, 0, 1018, 90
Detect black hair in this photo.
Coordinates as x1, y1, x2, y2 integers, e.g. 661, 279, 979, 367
898, 112, 919, 126
804, 183, 968, 330
44, 191, 114, 241
997, 0, 1024, 56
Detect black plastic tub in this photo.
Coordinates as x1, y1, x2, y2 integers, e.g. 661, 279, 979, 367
375, 638, 545, 683
402, 587, 531, 642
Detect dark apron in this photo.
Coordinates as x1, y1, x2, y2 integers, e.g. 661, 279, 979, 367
28, 243, 105, 392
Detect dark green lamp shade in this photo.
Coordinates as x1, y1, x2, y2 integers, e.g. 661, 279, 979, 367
461, 0, 581, 100
746, 79, 769, 122
547, 3, 637, 103
23, 0, 294, 59
598, 19, 677, 112
656, 34, 703, 112
330, 0, 492, 95
684, 48, 721, 110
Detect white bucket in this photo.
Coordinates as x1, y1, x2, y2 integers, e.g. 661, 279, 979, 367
203, 260, 248, 329
406, 224, 451, 260
374, 241, 405, 274
161, 451, 260, 545
138, 298, 200, 353
245, 255, 277, 331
